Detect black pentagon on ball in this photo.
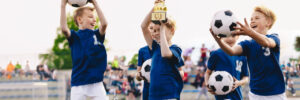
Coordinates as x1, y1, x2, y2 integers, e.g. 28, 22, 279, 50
222, 86, 230, 92
224, 10, 233, 16
229, 22, 237, 31
214, 20, 223, 28
72, 4, 80, 7
218, 34, 227, 37
210, 85, 216, 92
144, 65, 151, 72
215, 74, 223, 81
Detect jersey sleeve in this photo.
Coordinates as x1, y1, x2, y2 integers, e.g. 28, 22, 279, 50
137, 48, 144, 67
207, 51, 218, 70
67, 30, 76, 46
268, 33, 280, 51
94, 29, 105, 43
169, 46, 184, 68
238, 40, 251, 56
241, 57, 249, 77
150, 40, 159, 56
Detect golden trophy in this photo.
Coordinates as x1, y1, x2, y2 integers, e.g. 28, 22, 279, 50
151, 0, 167, 24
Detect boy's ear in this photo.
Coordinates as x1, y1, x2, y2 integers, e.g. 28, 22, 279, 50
77, 17, 82, 25
266, 18, 272, 29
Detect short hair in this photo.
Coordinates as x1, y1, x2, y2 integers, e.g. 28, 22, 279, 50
73, 7, 94, 26
254, 6, 276, 29
165, 15, 176, 31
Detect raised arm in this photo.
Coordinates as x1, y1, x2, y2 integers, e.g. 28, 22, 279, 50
91, 0, 108, 35
60, 0, 70, 38
160, 24, 173, 58
210, 29, 243, 56
141, 8, 154, 50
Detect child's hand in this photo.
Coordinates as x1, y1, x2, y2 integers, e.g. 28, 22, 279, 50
233, 18, 255, 36
136, 72, 143, 81
210, 28, 222, 41
206, 84, 216, 95
232, 77, 240, 91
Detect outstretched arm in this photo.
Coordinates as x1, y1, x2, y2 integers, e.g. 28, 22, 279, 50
60, 0, 70, 38
141, 7, 154, 50
210, 29, 243, 56
91, 0, 108, 35
234, 18, 277, 48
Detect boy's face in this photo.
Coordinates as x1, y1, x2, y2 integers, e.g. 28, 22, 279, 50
250, 11, 271, 33
223, 35, 239, 47
151, 23, 174, 43
78, 10, 96, 30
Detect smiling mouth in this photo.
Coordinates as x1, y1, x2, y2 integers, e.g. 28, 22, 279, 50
91, 23, 95, 27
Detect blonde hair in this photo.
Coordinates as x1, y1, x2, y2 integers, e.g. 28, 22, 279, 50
254, 6, 276, 29
165, 15, 176, 31
73, 7, 94, 26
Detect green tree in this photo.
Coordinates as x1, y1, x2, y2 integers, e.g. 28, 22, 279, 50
39, 14, 106, 70
128, 54, 138, 67
295, 36, 300, 52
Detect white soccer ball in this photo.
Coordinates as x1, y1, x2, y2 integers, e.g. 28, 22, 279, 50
68, 0, 89, 7
141, 59, 151, 83
211, 10, 238, 37
208, 71, 234, 95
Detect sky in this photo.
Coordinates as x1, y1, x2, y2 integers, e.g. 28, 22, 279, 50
0, 0, 299, 70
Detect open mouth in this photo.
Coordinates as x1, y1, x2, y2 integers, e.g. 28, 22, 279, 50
91, 23, 95, 27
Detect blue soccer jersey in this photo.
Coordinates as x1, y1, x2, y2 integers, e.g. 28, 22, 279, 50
207, 49, 249, 100
68, 29, 107, 86
149, 41, 184, 100
137, 46, 151, 100
239, 33, 285, 96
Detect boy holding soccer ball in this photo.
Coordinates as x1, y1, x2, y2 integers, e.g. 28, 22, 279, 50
211, 6, 286, 99
141, 0, 184, 99
136, 23, 155, 100
205, 35, 249, 100
60, 0, 108, 100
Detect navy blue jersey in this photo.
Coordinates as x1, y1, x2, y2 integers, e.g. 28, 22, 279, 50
207, 49, 248, 100
137, 46, 151, 100
149, 41, 184, 100
68, 29, 107, 86
239, 33, 285, 95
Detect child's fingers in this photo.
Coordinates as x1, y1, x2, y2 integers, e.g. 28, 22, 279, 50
232, 30, 243, 35
236, 21, 244, 28
233, 26, 242, 30
244, 18, 249, 26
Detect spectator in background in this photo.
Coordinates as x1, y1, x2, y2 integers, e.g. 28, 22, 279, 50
37, 64, 44, 80
112, 56, 120, 70
119, 56, 128, 71
287, 78, 296, 96
6, 61, 15, 79
25, 60, 32, 77
0, 66, 3, 78
200, 44, 208, 63
183, 47, 195, 61
15, 61, 22, 77
197, 58, 207, 72
193, 70, 209, 100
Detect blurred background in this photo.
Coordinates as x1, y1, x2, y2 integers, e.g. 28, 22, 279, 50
0, 0, 299, 100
